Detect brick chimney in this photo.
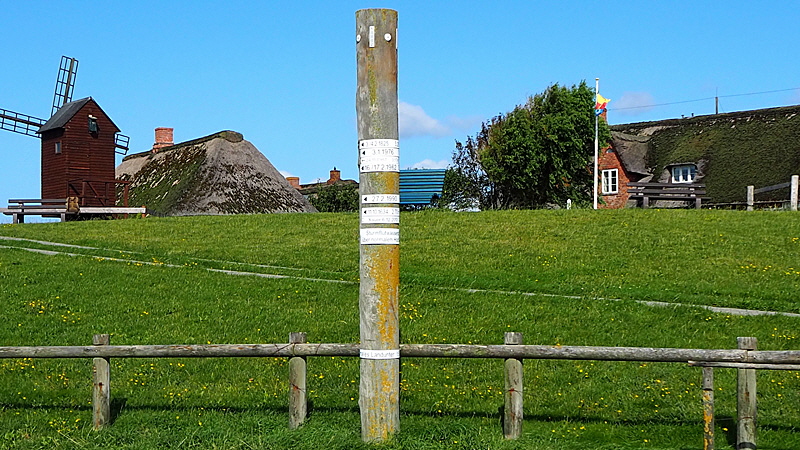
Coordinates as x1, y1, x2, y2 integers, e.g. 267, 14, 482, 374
326, 167, 341, 185
286, 176, 300, 189
152, 127, 174, 153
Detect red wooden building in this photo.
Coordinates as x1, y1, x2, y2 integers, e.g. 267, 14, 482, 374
37, 97, 119, 207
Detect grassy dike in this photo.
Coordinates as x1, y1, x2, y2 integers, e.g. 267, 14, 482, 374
0, 209, 798, 449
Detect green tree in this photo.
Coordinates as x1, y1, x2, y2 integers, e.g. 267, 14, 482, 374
309, 183, 359, 212
449, 81, 610, 209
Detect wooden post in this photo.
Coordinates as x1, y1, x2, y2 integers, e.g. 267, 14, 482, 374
503, 332, 523, 439
288, 332, 307, 430
790, 175, 798, 211
92, 334, 111, 430
746, 185, 754, 212
702, 367, 715, 450
356, 8, 400, 443
737, 337, 757, 450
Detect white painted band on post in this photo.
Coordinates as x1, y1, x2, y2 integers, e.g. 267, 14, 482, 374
363, 194, 400, 204
361, 207, 400, 224
360, 228, 400, 245
360, 349, 400, 359
359, 155, 399, 173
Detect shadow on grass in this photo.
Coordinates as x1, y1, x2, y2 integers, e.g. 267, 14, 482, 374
2, 400, 797, 439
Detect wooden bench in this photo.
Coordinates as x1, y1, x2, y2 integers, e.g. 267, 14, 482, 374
627, 183, 707, 209
2, 198, 149, 224
1, 199, 75, 224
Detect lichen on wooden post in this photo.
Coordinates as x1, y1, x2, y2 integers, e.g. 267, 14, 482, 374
503, 332, 523, 439
702, 366, 715, 450
356, 8, 400, 443
737, 337, 757, 450
92, 334, 111, 430
288, 332, 307, 430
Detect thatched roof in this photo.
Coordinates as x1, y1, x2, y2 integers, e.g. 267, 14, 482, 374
610, 105, 800, 203
116, 131, 316, 215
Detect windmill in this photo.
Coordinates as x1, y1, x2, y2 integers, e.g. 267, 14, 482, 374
0, 56, 129, 152
0, 56, 130, 207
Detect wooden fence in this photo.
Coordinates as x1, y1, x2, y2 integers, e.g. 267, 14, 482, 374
746, 175, 799, 211
2, 333, 799, 448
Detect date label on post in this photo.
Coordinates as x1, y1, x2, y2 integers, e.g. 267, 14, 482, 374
361, 207, 400, 224
362, 194, 400, 204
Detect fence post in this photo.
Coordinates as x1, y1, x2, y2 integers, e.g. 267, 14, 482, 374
702, 367, 715, 450
503, 332, 523, 439
92, 334, 111, 430
737, 337, 757, 449
790, 175, 798, 211
288, 332, 307, 430
356, 8, 401, 443
746, 186, 754, 212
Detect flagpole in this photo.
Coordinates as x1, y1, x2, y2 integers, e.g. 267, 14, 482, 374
594, 78, 599, 210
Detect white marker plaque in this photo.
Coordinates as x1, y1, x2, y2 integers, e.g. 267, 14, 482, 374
359, 155, 399, 173
359, 139, 399, 150
362, 194, 400, 204
361, 207, 400, 224
360, 228, 400, 245
360, 349, 400, 359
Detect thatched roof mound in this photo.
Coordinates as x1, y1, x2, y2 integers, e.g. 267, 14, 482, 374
116, 131, 316, 215
611, 105, 800, 203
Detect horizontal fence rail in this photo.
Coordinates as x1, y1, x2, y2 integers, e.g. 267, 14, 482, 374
2, 342, 799, 364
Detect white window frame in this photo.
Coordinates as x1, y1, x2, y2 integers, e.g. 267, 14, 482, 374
671, 164, 697, 183
601, 169, 618, 194
55, 141, 62, 154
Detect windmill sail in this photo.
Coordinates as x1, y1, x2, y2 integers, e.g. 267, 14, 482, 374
51, 56, 79, 116
0, 107, 46, 137
115, 133, 130, 154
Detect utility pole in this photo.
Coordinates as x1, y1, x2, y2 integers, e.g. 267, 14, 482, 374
355, 8, 400, 443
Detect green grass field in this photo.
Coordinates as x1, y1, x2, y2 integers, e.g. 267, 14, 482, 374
0, 209, 798, 449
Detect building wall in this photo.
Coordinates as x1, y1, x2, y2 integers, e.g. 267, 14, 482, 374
41, 100, 118, 205
598, 146, 632, 209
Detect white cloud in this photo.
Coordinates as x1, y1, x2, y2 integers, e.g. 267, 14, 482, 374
398, 101, 451, 138
408, 159, 449, 170
445, 114, 484, 132
613, 92, 656, 116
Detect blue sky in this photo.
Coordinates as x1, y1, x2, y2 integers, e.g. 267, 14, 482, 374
1, 1, 799, 222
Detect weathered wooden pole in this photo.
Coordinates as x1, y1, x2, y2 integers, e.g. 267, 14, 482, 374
790, 175, 798, 211
746, 186, 754, 212
702, 367, 715, 450
503, 332, 523, 439
92, 334, 111, 430
356, 8, 400, 443
288, 332, 307, 430
737, 337, 757, 449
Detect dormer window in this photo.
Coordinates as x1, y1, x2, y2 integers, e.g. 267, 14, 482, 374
671, 164, 697, 183
88, 115, 99, 133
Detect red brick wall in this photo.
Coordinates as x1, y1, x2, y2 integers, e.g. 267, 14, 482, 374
598, 146, 632, 209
